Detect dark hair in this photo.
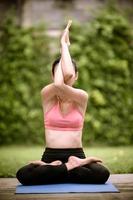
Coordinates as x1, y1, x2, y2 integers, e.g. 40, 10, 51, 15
52, 57, 78, 76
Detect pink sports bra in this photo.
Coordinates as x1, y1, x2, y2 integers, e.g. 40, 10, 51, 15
44, 101, 84, 131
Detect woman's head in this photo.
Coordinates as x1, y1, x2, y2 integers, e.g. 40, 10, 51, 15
51, 57, 78, 86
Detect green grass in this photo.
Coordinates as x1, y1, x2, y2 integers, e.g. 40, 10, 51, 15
0, 145, 133, 177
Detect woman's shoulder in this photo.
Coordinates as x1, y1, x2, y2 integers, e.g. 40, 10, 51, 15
41, 83, 54, 94
76, 88, 89, 99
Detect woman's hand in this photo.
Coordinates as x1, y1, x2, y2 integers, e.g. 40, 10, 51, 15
61, 20, 72, 46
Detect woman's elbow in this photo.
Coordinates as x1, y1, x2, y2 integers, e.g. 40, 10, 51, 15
64, 73, 73, 82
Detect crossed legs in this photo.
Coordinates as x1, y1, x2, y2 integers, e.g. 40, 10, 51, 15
16, 156, 110, 185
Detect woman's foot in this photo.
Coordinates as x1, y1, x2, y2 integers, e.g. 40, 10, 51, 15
65, 156, 103, 171
29, 160, 62, 166
29, 160, 47, 166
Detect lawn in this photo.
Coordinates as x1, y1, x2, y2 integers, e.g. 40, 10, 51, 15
0, 145, 133, 177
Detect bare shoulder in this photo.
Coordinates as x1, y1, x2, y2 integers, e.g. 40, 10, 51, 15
41, 83, 55, 95
74, 88, 89, 104
76, 88, 89, 98
41, 83, 57, 103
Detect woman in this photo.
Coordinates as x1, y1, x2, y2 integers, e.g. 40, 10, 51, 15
16, 21, 110, 185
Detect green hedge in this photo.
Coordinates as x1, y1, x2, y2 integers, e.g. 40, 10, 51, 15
0, 15, 51, 144
70, 7, 133, 145
0, 7, 133, 145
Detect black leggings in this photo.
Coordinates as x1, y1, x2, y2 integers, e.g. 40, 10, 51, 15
16, 148, 110, 185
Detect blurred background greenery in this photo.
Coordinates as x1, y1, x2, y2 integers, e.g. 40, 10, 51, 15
0, 2, 132, 146
0, 0, 133, 177
70, 6, 133, 146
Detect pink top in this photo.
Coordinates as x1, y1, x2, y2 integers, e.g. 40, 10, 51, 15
44, 101, 84, 131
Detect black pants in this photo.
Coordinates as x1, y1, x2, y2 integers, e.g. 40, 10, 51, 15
16, 148, 110, 185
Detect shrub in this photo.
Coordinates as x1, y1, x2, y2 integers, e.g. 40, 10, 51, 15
0, 14, 50, 144
70, 6, 133, 145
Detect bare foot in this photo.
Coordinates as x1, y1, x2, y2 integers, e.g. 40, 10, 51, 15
65, 156, 103, 171
29, 160, 62, 166
65, 156, 84, 170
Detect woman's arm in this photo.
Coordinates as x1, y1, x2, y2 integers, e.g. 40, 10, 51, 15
54, 59, 64, 85
52, 57, 88, 106
60, 21, 75, 82
53, 60, 88, 106
41, 21, 88, 106
41, 60, 64, 103
61, 44, 74, 82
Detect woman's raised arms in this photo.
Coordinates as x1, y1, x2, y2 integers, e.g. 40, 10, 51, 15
41, 20, 88, 107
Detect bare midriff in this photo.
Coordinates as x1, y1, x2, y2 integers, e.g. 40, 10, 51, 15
45, 129, 83, 148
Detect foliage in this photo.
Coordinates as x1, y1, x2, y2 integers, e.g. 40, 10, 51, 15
70, 6, 133, 145
0, 6, 133, 146
0, 14, 51, 144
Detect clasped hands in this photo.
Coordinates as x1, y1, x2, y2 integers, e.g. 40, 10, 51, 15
61, 20, 72, 46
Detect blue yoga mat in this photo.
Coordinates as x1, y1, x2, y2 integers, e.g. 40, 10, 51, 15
16, 182, 119, 194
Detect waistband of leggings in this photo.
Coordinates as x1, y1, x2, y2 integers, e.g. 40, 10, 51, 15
45, 147, 84, 153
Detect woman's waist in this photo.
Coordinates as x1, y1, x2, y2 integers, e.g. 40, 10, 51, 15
45, 129, 82, 149
45, 128, 82, 138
